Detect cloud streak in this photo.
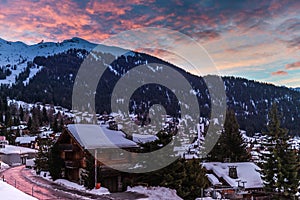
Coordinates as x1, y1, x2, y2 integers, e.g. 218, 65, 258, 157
286, 61, 300, 70
271, 70, 288, 76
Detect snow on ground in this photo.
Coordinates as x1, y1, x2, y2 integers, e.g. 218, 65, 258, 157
0, 161, 9, 171
0, 180, 37, 200
127, 186, 183, 200
55, 179, 110, 195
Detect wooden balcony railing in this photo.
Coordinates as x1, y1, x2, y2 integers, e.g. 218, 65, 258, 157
59, 144, 73, 152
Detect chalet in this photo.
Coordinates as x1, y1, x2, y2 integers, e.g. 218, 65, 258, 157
203, 162, 266, 199
56, 124, 139, 192
15, 136, 37, 148
0, 139, 36, 166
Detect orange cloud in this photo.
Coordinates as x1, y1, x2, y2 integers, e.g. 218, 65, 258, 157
285, 61, 300, 70
271, 70, 288, 76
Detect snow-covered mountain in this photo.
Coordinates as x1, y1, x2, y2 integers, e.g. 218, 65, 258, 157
0, 37, 131, 85
1, 37, 300, 135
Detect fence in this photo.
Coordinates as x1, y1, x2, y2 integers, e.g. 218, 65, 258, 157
1, 175, 54, 200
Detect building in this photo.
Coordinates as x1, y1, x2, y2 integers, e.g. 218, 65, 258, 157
15, 136, 37, 148
203, 162, 266, 199
56, 124, 139, 192
0, 142, 37, 166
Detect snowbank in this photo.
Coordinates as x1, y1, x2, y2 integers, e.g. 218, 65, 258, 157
0, 161, 9, 169
55, 179, 110, 195
0, 180, 37, 200
127, 186, 183, 200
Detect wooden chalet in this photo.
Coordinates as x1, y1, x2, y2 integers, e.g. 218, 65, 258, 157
56, 124, 139, 192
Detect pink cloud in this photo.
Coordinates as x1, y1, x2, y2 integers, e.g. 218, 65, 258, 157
285, 61, 300, 70
271, 70, 288, 76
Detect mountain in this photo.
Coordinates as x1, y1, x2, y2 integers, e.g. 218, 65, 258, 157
0, 37, 300, 135
0, 37, 129, 85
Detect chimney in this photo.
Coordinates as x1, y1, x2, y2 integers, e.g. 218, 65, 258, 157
228, 166, 238, 179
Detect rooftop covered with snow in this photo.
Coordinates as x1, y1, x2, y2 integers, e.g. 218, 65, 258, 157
0, 144, 37, 155
15, 136, 37, 144
202, 162, 263, 189
66, 124, 138, 149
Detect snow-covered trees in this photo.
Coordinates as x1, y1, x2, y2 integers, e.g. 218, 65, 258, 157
260, 103, 299, 199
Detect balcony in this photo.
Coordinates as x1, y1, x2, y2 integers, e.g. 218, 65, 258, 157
65, 160, 80, 169
59, 144, 73, 152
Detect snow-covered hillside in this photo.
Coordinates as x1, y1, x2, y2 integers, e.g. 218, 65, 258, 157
0, 37, 95, 85
0, 37, 131, 86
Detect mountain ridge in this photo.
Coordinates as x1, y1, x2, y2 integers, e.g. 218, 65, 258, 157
0, 37, 300, 135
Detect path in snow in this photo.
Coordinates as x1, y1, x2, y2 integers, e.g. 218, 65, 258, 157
0, 165, 147, 200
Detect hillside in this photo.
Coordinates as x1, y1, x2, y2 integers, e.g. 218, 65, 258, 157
0, 38, 300, 135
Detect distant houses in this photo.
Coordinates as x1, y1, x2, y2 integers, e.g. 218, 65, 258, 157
15, 136, 37, 148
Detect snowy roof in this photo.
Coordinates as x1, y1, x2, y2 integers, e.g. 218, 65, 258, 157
206, 174, 222, 186
0, 144, 37, 155
15, 136, 37, 144
132, 133, 158, 144
202, 162, 263, 189
67, 124, 138, 149
0, 180, 37, 200
39, 131, 53, 138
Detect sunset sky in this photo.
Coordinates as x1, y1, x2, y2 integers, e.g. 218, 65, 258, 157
0, 0, 299, 87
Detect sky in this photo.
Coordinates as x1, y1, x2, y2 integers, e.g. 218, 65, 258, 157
0, 0, 299, 87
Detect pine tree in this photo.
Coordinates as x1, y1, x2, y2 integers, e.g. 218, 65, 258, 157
81, 150, 96, 190
42, 107, 48, 125
48, 143, 64, 180
35, 137, 53, 173
208, 109, 249, 162
260, 103, 299, 199
19, 105, 24, 121
137, 132, 209, 200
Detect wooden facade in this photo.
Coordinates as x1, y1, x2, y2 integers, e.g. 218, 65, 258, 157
56, 125, 138, 192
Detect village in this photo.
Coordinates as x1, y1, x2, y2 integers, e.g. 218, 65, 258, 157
0, 99, 299, 200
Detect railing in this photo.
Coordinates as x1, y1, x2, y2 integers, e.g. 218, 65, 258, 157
65, 160, 80, 168
59, 144, 73, 151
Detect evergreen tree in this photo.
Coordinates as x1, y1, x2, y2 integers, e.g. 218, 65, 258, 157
208, 109, 249, 162
27, 116, 32, 130
81, 150, 96, 190
137, 132, 209, 200
48, 143, 64, 180
42, 107, 48, 125
19, 105, 24, 121
52, 115, 59, 133
35, 137, 53, 173
260, 103, 299, 199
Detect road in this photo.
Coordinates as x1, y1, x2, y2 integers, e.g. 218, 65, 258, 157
0, 166, 147, 200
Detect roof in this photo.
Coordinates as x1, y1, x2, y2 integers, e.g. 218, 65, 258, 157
132, 133, 158, 144
202, 162, 263, 189
15, 136, 37, 144
0, 145, 37, 155
66, 124, 138, 149
206, 174, 222, 186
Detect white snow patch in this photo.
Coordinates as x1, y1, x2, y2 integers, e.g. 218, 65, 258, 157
0, 180, 37, 200
55, 179, 110, 195
127, 186, 182, 200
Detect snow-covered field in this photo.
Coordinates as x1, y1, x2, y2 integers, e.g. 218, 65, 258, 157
127, 186, 182, 200
0, 180, 37, 200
